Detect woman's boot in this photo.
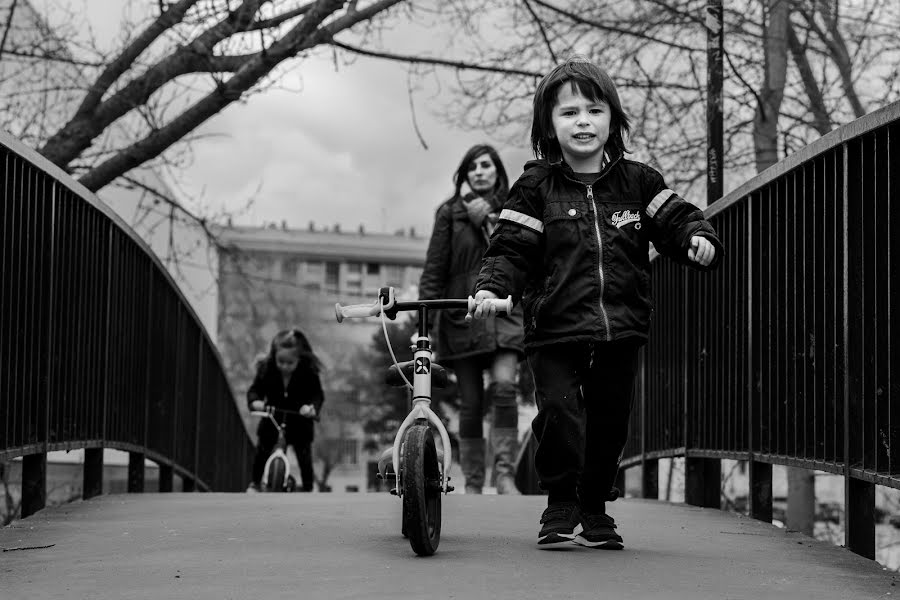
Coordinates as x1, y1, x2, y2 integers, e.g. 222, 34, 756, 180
492, 427, 521, 495
458, 437, 485, 493
489, 381, 521, 495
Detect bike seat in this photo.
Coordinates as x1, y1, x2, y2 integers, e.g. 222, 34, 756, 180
385, 360, 449, 388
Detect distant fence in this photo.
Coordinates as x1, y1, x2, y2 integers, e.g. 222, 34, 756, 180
621, 101, 900, 560
0, 131, 253, 518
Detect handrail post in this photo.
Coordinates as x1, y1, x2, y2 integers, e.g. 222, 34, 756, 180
128, 452, 145, 493
841, 140, 875, 559
746, 195, 772, 522
83, 447, 104, 499
21, 453, 47, 518
159, 464, 174, 493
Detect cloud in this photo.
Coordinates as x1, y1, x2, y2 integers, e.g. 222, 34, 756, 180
182, 53, 532, 236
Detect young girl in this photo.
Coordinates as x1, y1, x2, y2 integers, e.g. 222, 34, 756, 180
247, 328, 324, 493
419, 144, 526, 494
470, 57, 722, 548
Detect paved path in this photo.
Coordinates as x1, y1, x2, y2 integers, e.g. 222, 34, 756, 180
1, 493, 897, 599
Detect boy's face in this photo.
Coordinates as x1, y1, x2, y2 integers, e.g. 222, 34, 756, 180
275, 348, 299, 376
466, 152, 498, 195
551, 83, 611, 172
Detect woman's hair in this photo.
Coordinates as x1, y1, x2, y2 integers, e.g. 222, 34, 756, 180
451, 144, 509, 207
266, 328, 322, 374
531, 56, 631, 161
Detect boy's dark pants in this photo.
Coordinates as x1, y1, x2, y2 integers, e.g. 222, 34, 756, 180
253, 419, 315, 492
528, 339, 642, 512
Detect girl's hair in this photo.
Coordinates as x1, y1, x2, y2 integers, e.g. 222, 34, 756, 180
451, 144, 509, 207
266, 328, 322, 374
531, 56, 631, 161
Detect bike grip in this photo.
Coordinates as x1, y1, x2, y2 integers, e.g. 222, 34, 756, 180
334, 301, 379, 323
467, 295, 514, 314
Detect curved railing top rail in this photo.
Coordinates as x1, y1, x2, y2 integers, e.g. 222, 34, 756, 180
0, 129, 226, 371
624, 100, 900, 561
706, 100, 900, 219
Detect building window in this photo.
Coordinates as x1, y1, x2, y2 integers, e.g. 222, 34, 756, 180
366, 262, 380, 275
325, 261, 340, 290
340, 439, 359, 465
384, 264, 403, 287
282, 257, 302, 283
302, 261, 324, 291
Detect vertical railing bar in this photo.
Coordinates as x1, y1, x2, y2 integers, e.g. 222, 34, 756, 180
103, 226, 113, 450
747, 196, 755, 459
10, 158, 22, 448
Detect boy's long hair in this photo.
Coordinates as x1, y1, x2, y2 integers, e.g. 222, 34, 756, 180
531, 56, 631, 161
451, 143, 509, 208
264, 328, 323, 374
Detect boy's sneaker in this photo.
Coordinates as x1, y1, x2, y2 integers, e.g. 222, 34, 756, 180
574, 512, 623, 549
537, 502, 582, 548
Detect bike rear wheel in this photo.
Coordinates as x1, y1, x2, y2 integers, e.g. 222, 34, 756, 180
401, 423, 442, 556
265, 456, 287, 492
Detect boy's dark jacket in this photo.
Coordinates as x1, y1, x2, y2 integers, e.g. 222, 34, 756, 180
475, 151, 724, 349
247, 361, 324, 439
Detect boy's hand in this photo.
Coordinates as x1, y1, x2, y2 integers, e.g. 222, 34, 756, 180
250, 400, 265, 411
467, 289, 499, 322
299, 404, 316, 418
688, 236, 716, 266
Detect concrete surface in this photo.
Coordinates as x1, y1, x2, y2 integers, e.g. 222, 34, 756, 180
1, 493, 897, 599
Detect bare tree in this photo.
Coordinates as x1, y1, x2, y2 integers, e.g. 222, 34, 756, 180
399, 0, 900, 204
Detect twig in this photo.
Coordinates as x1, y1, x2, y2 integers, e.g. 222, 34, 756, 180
2, 544, 56, 552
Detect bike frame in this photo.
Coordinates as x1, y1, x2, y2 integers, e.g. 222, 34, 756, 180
251, 408, 296, 491
390, 304, 454, 495
336, 287, 512, 497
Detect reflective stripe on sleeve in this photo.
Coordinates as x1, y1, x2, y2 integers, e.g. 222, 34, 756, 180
646, 189, 676, 218
499, 209, 544, 233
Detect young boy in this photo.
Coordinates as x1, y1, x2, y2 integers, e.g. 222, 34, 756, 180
470, 57, 722, 549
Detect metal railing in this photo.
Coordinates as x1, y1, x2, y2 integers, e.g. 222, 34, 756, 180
0, 131, 254, 517
621, 101, 900, 559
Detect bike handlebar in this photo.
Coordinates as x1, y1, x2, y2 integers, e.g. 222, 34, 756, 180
335, 288, 513, 323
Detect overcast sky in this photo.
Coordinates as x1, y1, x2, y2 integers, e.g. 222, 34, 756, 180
55, 0, 534, 238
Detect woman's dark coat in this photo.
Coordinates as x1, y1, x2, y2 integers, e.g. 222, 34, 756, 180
419, 196, 525, 365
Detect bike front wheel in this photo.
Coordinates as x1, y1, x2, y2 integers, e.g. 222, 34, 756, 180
401, 423, 442, 556
265, 456, 287, 492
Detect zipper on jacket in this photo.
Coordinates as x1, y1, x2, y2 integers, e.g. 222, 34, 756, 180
586, 184, 611, 341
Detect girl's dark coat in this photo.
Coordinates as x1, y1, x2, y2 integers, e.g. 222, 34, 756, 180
247, 362, 324, 440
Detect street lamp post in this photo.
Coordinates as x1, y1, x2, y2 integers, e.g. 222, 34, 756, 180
706, 0, 724, 206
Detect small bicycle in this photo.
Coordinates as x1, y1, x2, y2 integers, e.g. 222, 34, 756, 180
335, 286, 512, 556
250, 406, 301, 493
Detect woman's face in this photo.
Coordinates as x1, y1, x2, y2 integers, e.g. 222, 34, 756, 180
466, 152, 498, 194
275, 348, 299, 376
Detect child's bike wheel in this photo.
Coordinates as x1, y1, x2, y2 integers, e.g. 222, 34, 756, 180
265, 457, 287, 492
401, 423, 442, 556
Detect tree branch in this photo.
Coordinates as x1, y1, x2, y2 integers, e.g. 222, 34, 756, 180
521, 0, 557, 63
530, 0, 702, 53
330, 40, 544, 78
77, 0, 406, 192
0, 0, 19, 60
40, 0, 266, 168
72, 0, 201, 121
786, 21, 831, 135
248, 3, 314, 31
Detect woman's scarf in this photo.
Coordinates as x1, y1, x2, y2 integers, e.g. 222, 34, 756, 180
461, 188, 504, 243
